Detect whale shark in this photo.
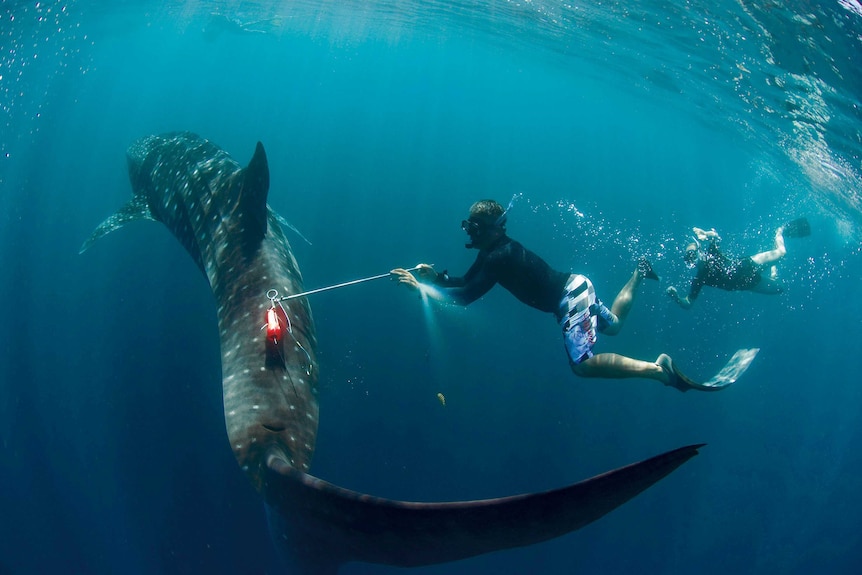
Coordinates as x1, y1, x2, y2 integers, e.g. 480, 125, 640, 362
82, 131, 702, 574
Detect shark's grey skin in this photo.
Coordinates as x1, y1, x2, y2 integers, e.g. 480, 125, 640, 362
83, 132, 703, 574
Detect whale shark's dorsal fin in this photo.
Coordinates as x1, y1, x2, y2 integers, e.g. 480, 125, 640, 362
79, 194, 155, 254
230, 141, 270, 254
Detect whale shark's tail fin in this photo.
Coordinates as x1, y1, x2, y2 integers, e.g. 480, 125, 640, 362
79, 195, 156, 254
263, 444, 702, 572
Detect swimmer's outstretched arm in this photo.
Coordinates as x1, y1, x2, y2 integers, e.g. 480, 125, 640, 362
666, 286, 693, 309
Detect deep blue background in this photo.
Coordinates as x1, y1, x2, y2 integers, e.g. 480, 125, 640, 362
2, 1, 861, 574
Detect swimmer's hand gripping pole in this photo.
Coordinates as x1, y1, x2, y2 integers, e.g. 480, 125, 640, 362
279, 265, 425, 302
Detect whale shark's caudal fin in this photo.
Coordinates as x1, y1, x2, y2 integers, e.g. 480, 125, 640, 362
79, 195, 155, 254
263, 444, 703, 572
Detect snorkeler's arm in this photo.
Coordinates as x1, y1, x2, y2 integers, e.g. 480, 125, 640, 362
391, 264, 445, 287
679, 258, 711, 306
432, 255, 497, 305
433, 270, 465, 288
680, 273, 706, 308
666, 286, 693, 309
668, 264, 704, 309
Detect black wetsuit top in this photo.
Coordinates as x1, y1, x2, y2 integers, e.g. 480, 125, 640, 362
434, 235, 571, 313
688, 242, 761, 301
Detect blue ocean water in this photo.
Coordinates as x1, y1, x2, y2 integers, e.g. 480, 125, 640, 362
1, 0, 861, 573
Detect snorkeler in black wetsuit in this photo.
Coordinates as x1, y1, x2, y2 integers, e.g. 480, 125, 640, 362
391, 199, 691, 391
666, 220, 809, 309
431, 233, 571, 312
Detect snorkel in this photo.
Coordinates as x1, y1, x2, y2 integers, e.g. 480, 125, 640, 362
494, 192, 520, 228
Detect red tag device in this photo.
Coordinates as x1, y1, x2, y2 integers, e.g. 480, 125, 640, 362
266, 307, 283, 345
265, 304, 289, 367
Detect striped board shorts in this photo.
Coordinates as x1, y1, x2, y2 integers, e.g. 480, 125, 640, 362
558, 274, 598, 365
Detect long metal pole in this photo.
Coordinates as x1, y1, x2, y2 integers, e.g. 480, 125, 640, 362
279, 265, 422, 301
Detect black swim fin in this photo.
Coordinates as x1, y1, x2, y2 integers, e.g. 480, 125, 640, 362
783, 217, 811, 238
637, 257, 660, 281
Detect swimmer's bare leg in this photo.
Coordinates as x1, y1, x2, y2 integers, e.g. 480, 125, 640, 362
604, 263, 652, 336
571, 353, 669, 383
751, 226, 786, 267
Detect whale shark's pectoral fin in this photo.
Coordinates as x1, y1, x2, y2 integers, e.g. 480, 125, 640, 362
263, 444, 703, 571
79, 195, 155, 254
